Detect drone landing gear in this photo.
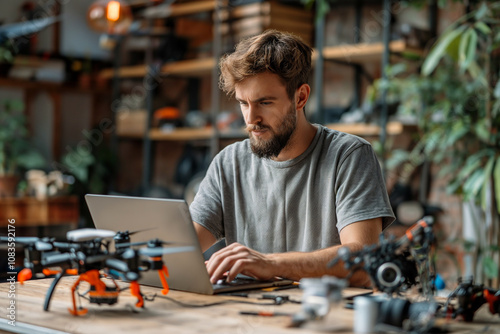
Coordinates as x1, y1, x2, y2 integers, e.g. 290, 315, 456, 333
157, 264, 170, 295
44, 271, 65, 312
18, 268, 33, 284
69, 269, 119, 316
130, 281, 144, 308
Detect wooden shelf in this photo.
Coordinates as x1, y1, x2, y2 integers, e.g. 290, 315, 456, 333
101, 40, 420, 79
315, 40, 422, 64
118, 127, 246, 141
0, 77, 109, 95
139, 0, 216, 19
99, 58, 215, 79
117, 122, 414, 142
326, 121, 417, 136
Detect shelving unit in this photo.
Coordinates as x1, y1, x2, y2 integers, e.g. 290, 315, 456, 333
105, 0, 427, 195
106, 0, 228, 195
312, 0, 433, 175
101, 40, 420, 79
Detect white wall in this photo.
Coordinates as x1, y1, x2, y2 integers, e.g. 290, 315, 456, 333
60, 0, 111, 60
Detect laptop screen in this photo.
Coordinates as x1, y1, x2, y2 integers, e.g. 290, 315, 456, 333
85, 194, 215, 294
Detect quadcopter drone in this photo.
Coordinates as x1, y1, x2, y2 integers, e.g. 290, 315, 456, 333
328, 216, 435, 295
1, 228, 194, 316
442, 276, 500, 322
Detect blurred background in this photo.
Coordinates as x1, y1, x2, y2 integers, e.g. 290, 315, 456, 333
0, 0, 499, 289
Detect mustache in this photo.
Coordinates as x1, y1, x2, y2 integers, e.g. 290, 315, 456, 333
245, 124, 269, 132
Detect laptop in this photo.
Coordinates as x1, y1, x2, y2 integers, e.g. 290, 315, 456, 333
85, 194, 294, 295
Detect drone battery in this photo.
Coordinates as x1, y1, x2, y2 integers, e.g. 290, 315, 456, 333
89, 286, 119, 305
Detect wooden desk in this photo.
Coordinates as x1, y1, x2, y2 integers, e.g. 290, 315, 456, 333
0, 277, 499, 334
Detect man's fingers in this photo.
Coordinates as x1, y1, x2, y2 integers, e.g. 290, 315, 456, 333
206, 243, 248, 275
209, 252, 248, 283
205, 242, 276, 283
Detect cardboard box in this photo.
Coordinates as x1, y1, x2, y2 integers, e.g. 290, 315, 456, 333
116, 110, 148, 136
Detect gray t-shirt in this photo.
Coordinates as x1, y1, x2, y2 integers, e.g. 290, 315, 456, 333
189, 124, 395, 253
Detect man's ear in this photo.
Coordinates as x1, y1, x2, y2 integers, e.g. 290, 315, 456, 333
295, 84, 311, 111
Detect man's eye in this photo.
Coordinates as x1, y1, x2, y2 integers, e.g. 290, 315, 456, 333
261, 101, 271, 105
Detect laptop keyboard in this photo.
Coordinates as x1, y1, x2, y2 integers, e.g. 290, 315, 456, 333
213, 276, 262, 288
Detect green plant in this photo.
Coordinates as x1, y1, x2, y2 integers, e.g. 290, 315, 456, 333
56, 132, 117, 226
0, 99, 46, 176
370, 1, 500, 284
0, 40, 14, 64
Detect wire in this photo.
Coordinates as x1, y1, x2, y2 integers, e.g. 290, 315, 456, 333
154, 294, 289, 308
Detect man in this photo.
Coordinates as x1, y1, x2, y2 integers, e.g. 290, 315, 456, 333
189, 30, 395, 287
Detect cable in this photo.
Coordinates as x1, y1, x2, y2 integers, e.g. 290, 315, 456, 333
154, 294, 295, 308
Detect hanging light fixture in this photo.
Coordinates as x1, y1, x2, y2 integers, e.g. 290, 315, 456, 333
87, 0, 133, 48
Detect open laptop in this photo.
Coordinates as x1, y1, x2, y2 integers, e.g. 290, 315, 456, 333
85, 194, 294, 295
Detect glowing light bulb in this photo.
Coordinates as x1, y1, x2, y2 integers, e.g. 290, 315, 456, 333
87, 0, 132, 35
106, 1, 121, 22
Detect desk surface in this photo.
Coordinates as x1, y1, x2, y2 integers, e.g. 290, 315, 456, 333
0, 277, 499, 334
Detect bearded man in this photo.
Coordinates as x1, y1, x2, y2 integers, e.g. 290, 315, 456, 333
189, 30, 395, 287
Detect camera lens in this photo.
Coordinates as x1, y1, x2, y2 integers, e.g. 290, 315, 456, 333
377, 262, 402, 288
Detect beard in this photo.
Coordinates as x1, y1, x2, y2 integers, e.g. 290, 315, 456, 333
246, 105, 297, 159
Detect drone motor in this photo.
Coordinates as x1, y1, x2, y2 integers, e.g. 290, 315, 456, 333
376, 262, 403, 290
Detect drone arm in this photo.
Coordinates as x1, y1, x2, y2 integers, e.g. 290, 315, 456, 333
158, 264, 170, 295
130, 281, 144, 308
18, 268, 32, 284
43, 271, 65, 311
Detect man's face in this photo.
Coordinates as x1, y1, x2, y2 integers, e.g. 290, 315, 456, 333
235, 72, 297, 159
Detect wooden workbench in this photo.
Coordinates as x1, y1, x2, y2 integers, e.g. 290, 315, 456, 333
0, 277, 499, 334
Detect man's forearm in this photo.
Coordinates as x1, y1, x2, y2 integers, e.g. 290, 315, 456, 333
268, 242, 371, 287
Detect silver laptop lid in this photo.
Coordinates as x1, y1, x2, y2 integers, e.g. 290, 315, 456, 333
85, 194, 214, 294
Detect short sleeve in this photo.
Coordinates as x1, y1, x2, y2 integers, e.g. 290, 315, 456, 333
335, 143, 395, 232
189, 156, 225, 240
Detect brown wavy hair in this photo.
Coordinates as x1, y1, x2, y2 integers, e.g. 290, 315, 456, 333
219, 30, 313, 101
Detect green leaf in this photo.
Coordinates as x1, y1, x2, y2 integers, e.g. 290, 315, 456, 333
462, 168, 484, 201
494, 79, 500, 99
475, 2, 489, 21
467, 60, 484, 82
481, 156, 494, 210
438, 0, 447, 8
15, 151, 46, 170
387, 63, 407, 77
494, 156, 500, 214
422, 26, 466, 76
483, 256, 498, 279
446, 121, 469, 147
475, 120, 492, 144
386, 149, 411, 170
474, 21, 491, 35
463, 29, 478, 73
458, 28, 472, 72
459, 150, 491, 180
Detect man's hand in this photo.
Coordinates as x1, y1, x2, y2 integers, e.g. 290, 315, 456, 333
205, 243, 277, 283
199, 218, 383, 286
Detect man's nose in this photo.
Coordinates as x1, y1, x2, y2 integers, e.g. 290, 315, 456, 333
245, 105, 262, 125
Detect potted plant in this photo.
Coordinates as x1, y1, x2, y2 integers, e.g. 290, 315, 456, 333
0, 39, 15, 77
370, 1, 500, 286
0, 98, 46, 196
